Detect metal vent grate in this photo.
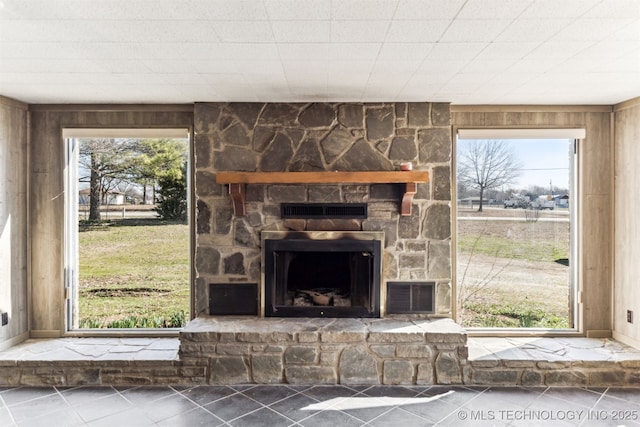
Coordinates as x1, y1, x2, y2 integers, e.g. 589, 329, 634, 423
281, 203, 367, 219
386, 282, 435, 314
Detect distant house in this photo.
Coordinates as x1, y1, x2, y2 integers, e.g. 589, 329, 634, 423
553, 194, 569, 208
78, 189, 125, 206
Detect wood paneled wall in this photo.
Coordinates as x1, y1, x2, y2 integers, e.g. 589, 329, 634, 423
451, 106, 613, 335
0, 96, 29, 349
613, 98, 640, 346
28, 106, 193, 336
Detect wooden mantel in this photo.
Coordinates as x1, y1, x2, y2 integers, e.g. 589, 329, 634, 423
215, 171, 429, 217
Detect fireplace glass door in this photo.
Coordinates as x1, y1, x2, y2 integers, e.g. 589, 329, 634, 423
264, 236, 381, 317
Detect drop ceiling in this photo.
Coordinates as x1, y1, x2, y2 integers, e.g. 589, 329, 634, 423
0, 0, 638, 105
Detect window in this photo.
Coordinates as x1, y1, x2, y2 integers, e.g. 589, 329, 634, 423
64, 129, 190, 330
455, 129, 582, 330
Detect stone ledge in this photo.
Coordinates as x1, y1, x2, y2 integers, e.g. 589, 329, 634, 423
180, 316, 466, 344
467, 336, 640, 387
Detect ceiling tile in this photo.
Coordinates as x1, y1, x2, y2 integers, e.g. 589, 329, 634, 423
508, 58, 558, 73
372, 60, 422, 74
386, 20, 450, 42
194, 0, 270, 20
212, 21, 274, 43
473, 42, 539, 60
461, 59, 518, 74
496, 19, 572, 42
456, 0, 534, 19
328, 60, 376, 74
214, 43, 280, 60
583, 0, 640, 19
0, 21, 77, 42
0, 59, 99, 73
190, 60, 240, 74
525, 41, 593, 60
332, 20, 390, 43
271, 21, 331, 43
282, 60, 330, 74
264, 0, 331, 20
330, 43, 381, 60
418, 59, 468, 75
440, 20, 512, 42
394, 0, 465, 20
277, 43, 330, 60
377, 43, 434, 61
331, 0, 398, 20
519, 0, 600, 18
553, 18, 637, 42
425, 42, 486, 60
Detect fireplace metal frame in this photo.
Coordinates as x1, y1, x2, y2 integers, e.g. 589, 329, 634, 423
261, 231, 384, 318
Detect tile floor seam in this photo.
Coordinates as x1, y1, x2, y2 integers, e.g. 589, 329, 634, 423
53, 385, 89, 424
228, 403, 298, 426
240, 385, 306, 408
363, 404, 430, 426
0, 394, 17, 426
175, 387, 225, 409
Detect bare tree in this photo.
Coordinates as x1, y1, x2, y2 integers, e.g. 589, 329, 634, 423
457, 140, 521, 212
78, 138, 139, 221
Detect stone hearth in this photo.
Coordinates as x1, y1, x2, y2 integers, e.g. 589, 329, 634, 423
179, 317, 467, 385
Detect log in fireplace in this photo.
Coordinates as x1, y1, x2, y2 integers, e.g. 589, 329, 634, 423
262, 231, 383, 318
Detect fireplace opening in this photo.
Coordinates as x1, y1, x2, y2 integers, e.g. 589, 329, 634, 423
263, 232, 382, 318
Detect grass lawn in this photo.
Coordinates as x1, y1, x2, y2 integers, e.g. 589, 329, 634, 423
78, 219, 189, 328
457, 211, 572, 328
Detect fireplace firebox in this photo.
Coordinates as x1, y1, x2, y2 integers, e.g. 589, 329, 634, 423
262, 231, 383, 318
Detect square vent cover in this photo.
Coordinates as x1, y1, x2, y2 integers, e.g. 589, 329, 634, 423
209, 283, 258, 316
386, 282, 435, 314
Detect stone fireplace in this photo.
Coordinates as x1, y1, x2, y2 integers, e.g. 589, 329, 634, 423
183, 102, 462, 386
193, 102, 452, 319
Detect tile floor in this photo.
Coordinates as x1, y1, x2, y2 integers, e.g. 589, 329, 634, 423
1, 384, 639, 427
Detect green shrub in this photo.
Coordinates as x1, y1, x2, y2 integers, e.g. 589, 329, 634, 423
78, 310, 187, 329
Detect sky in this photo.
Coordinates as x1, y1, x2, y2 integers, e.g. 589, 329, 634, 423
458, 138, 572, 193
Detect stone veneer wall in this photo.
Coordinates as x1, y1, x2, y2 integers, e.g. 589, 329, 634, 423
193, 102, 452, 317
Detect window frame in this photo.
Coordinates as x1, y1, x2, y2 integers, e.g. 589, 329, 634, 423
62, 128, 193, 335
453, 128, 584, 336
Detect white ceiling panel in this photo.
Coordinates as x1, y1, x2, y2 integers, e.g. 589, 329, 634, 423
519, 0, 600, 18
264, 0, 331, 20
332, 21, 391, 43
525, 42, 593, 60
271, 21, 331, 43
394, 0, 464, 20
331, 0, 398, 20
386, 20, 450, 43
473, 42, 539, 60
553, 18, 638, 42
583, 0, 640, 19
377, 43, 434, 61
211, 21, 273, 43
0, 0, 638, 105
425, 43, 487, 60
440, 20, 512, 42
496, 19, 572, 42
330, 43, 381, 60
456, 0, 533, 20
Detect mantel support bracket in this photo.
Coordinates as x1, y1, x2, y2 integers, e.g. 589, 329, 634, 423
401, 183, 417, 216
228, 184, 246, 217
